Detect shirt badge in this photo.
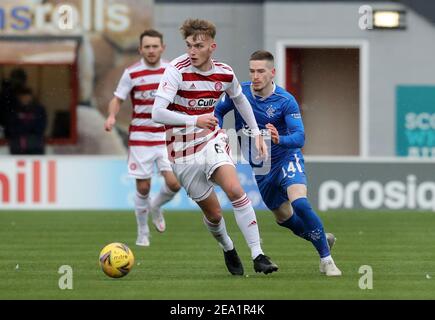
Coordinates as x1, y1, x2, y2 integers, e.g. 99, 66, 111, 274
266, 105, 276, 118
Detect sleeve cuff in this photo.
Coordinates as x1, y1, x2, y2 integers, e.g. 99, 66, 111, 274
114, 92, 127, 101
251, 128, 260, 136
228, 89, 243, 100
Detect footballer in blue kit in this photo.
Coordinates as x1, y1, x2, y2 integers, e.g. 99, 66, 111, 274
215, 50, 342, 276
216, 80, 307, 210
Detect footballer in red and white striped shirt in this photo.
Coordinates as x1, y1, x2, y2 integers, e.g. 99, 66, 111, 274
104, 29, 180, 247
152, 19, 277, 275
158, 53, 239, 161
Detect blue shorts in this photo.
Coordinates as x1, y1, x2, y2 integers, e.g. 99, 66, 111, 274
255, 156, 307, 210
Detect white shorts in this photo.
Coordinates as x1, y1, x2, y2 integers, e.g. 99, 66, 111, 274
128, 145, 172, 179
171, 133, 235, 202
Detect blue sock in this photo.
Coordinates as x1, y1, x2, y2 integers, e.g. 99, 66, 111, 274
277, 212, 305, 239
291, 198, 330, 258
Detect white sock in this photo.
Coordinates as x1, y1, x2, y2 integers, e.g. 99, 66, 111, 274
150, 183, 177, 210
134, 192, 150, 235
232, 194, 263, 260
203, 216, 234, 252
320, 255, 333, 263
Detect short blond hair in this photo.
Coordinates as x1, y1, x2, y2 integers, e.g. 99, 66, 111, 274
180, 19, 216, 40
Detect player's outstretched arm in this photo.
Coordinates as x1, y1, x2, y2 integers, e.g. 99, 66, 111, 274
104, 97, 122, 132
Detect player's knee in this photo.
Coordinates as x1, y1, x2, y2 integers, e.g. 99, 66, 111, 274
137, 184, 151, 197
204, 208, 222, 224
274, 210, 292, 223
225, 184, 245, 201
291, 197, 312, 212
287, 185, 307, 202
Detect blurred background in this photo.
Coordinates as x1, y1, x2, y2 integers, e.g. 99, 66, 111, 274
0, 0, 434, 211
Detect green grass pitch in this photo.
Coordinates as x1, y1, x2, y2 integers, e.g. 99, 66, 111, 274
0, 210, 434, 299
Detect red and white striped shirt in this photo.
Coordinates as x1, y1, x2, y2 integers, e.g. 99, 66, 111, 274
155, 54, 242, 162
114, 59, 168, 147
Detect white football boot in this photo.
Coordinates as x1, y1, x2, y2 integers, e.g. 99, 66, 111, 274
319, 258, 342, 276
150, 207, 166, 233
319, 233, 342, 276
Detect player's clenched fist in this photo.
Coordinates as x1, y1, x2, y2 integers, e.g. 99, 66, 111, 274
266, 123, 279, 144
104, 116, 116, 132
196, 114, 219, 130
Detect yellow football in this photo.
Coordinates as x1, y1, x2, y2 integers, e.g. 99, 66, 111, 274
99, 242, 134, 278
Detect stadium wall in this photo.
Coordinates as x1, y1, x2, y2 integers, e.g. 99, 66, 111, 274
1, 156, 434, 212
264, 2, 435, 157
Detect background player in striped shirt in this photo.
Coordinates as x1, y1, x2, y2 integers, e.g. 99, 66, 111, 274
152, 19, 278, 275
215, 50, 342, 276
104, 29, 181, 247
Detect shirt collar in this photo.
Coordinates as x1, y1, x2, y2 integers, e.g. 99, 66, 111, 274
141, 58, 163, 70
250, 81, 276, 101
191, 59, 215, 75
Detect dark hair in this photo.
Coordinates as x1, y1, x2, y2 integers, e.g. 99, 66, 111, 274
10, 68, 27, 81
139, 29, 164, 45
180, 19, 216, 40
16, 87, 33, 96
250, 50, 275, 64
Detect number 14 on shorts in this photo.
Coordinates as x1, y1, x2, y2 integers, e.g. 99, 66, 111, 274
282, 157, 303, 179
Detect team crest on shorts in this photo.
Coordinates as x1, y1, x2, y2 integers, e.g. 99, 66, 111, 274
130, 163, 137, 171
215, 82, 223, 91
